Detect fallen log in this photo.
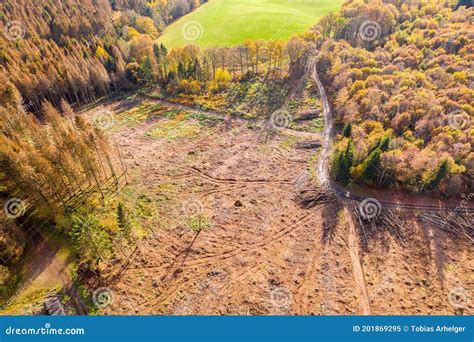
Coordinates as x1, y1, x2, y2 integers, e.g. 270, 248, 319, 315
294, 109, 320, 122
43, 293, 66, 316
421, 212, 473, 243
295, 185, 335, 208
295, 140, 322, 150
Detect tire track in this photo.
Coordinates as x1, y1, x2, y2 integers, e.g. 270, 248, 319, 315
136, 211, 319, 310
177, 211, 319, 269
344, 206, 371, 315
293, 228, 323, 313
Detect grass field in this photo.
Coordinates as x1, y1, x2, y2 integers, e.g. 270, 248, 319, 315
157, 0, 343, 48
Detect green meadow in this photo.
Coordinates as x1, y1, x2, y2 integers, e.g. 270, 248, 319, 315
157, 0, 343, 48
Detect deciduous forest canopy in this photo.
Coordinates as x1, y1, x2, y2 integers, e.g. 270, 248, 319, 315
315, 0, 473, 195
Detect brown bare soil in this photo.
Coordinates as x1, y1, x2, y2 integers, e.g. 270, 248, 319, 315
82, 98, 472, 316
362, 218, 473, 315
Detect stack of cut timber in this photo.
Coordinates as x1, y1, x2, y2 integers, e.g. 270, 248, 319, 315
43, 295, 66, 316
295, 109, 320, 122
295, 185, 335, 208
295, 140, 322, 149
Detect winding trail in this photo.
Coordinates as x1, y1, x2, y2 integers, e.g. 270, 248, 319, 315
310, 60, 473, 213
140, 95, 323, 140
94, 58, 470, 316
311, 61, 333, 186
312, 59, 372, 315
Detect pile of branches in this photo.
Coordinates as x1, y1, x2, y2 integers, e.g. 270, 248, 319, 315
295, 140, 322, 150
353, 204, 473, 245
353, 205, 406, 245
295, 184, 336, 208
42, 291, 66, 316
421, 212, 473, 243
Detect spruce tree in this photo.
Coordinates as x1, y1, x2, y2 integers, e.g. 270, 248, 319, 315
380, 136, 390, 152
343, 123, 352, 138
332, 139, 354, 185
361, 148, 382, 184
427, 160, 450, 190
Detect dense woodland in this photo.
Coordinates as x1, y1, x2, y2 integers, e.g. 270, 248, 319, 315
0, 75, 135, 298
0, 0, 206, 111
0, 0, 207, 299
315, 0, 473, 195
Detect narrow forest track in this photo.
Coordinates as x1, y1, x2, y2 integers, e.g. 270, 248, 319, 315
312, 57, 472, 316
13, 230, 88, 315
311, 59, 474, 213
140, 95, 324, 141
312, 59, 371, 315
91, 99, 337, 314
344, 207, 371, 315
311, 60, 333, 186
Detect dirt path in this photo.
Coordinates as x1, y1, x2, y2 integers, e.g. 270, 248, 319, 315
311, 61, 332, 186
311, 58, 473, 212
344, 207, 371, 315
312, 59, 371, 315
5, 230, 88, 315
141, 95, 323, 141
77, 79, 474, 316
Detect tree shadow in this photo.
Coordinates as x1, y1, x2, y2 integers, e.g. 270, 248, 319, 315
321, 201, 342, 244
352, 206, 409, 254
12, 219, 59, 288
420, 224, 447, 289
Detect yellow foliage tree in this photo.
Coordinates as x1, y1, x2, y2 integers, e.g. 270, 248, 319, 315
95, 45, 110, 61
